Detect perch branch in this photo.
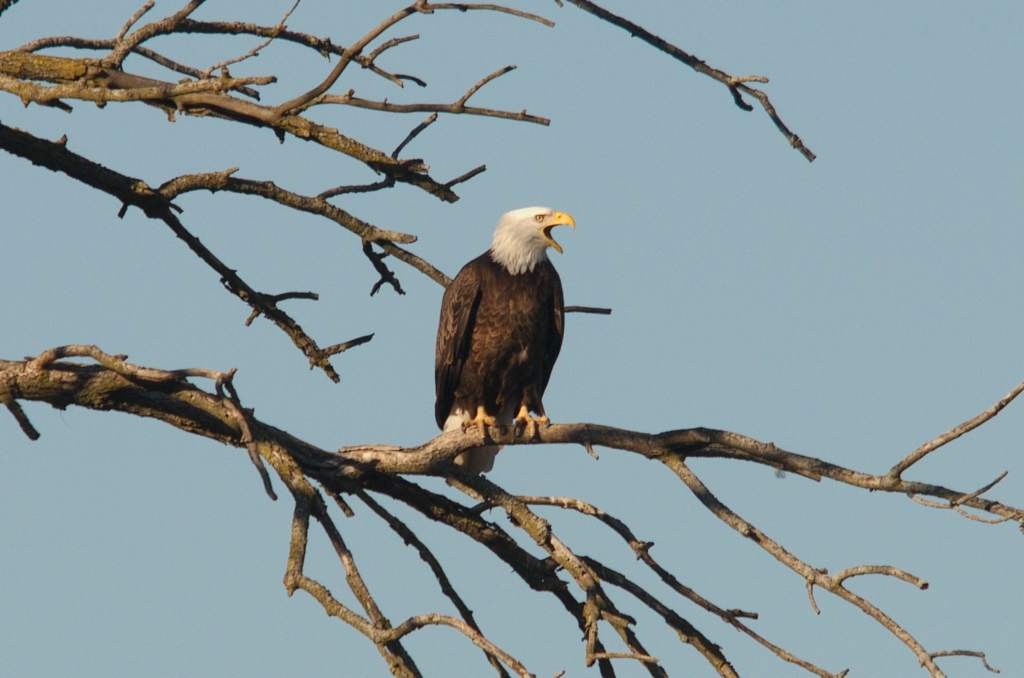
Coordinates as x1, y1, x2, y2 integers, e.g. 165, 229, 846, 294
5, 348, 1019, 676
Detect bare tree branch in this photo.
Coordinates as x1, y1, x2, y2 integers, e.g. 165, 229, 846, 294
0, 123, 368, 382
0, 0, 23, 19
114, 1, 156, 43
0, 50, 462, 201
3, 5, 1016, 676
558, 0, 816, 161
105, 0, 207, 68
888, 378, 1024, 478
929, 650, 1000, 674
318, 88, 549, 125
357, 490, 512, 677
3, 346, 1019, 676
200, 0, 301, 77
499, 496, 838, 676
564, 306, 611, 315
661, 457, 945, 676
418, 3, 554, 28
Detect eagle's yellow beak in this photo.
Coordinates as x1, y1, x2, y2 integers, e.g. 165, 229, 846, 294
540, 211, 576, 254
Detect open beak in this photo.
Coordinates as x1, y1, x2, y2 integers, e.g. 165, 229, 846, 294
540, 211, 576, 254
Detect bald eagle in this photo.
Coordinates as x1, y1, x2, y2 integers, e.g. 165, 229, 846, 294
435, 206, 576, 473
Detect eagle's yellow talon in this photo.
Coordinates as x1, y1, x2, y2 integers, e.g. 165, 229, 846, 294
514, 404, 549, 438
463, 405, 497, 435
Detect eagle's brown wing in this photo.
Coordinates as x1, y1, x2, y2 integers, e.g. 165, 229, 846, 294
539, 263, 564, 394
434, 257, 484, 428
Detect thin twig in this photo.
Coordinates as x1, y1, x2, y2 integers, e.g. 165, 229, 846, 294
115, 1, 156, 42
363, 241, 405, 296
558, 0, 815, 161
322, 334, 375, 358
420, 3, 554, 27
445, 163, 487, 189
393, 113, 438, 158
202, 0, 301, 77
831, 565, 928, 590
0, 380, 39, 440
564, 305, 611, 315
215, 372, 278, 501
318, 177, 395, 199
889, 378, 1024, 478
367, 34, 420, 65
318, 90, 549, 125
950, 471, 1009, 507
929, 649, 1000, 674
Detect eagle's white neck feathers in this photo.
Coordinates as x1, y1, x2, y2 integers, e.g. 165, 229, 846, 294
488, 206, 554, 275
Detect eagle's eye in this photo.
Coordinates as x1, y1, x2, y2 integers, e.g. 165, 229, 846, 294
534, 214, 545, 223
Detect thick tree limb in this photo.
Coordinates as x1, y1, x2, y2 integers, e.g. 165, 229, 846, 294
334, 423, 1024, 528
0, 50, 460, 201
4, 347, 1018, 676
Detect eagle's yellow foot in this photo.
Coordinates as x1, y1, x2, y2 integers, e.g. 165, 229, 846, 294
514, 404, 550, 438
462, 405, 497, 435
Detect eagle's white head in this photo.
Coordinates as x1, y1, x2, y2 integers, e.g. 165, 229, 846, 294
489, 206, 576, 275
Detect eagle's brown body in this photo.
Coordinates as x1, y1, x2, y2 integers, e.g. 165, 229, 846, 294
435, 251, 564, 432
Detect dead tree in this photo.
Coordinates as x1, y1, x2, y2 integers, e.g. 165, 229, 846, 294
0, 2, 1017, 676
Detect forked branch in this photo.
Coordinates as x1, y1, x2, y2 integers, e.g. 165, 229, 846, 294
3, 347, 1019, 676
558, 0, 815, 161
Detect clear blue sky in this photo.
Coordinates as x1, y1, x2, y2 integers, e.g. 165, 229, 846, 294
2, 2, 1022, 676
